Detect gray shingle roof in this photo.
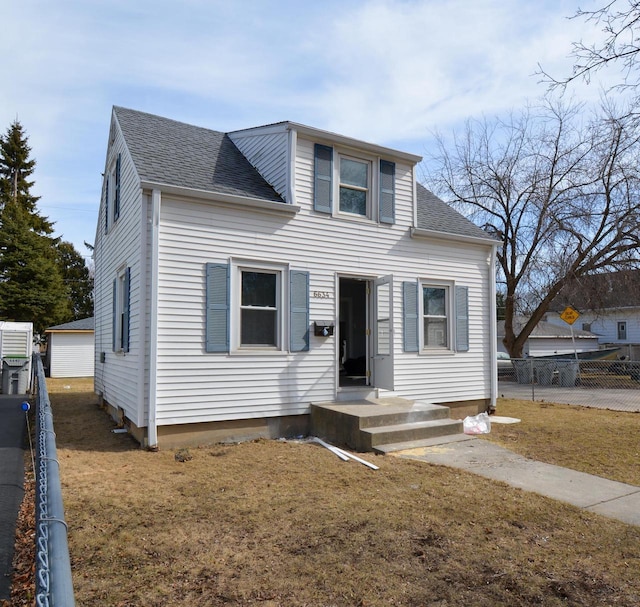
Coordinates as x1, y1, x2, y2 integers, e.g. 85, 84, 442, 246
46, 317, 94, 332
113, 107, 499, 242
550, 270, 640, 311
113, 107, 284, 203
415, 184, 495, 241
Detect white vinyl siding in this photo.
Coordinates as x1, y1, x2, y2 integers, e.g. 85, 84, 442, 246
93, 113, 145, 426
546, 309, 640, 345
48, 332, 94, 378
151, 181, 492, 425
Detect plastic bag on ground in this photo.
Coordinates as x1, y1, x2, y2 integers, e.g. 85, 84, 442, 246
463, 412, 491, 435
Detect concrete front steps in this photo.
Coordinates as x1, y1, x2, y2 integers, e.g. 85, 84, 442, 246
310, 397, 464, 454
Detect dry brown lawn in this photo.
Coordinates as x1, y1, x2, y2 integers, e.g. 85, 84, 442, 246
47, 379, 640, 606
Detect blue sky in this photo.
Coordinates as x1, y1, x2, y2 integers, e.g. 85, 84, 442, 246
1, 0, 614, 260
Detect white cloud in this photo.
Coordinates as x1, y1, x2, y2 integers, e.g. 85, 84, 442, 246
0, 0, 627, 253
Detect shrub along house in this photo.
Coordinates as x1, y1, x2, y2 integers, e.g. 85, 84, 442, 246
93, 107, 499, 449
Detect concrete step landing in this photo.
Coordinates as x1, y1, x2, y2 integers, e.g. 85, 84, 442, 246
310, 397, 464, 453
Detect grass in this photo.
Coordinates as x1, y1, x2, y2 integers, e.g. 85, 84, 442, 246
48, 379, 640, 606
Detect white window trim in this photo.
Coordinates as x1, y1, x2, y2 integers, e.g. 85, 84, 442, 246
333, 149, 379, 222
230, 259, 289, 353
419, 279, 454, 353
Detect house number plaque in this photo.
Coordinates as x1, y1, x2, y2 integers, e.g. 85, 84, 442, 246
313, 291, 331, 299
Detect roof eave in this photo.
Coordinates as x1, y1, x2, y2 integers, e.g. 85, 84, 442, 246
45, 330, 94, 334
289, 123, 423, 164
410, 227, 500, 247
140, 181, 300, 215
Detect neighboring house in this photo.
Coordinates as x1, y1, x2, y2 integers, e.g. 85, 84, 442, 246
497, 319, 600, 358
547, 270, 640, 359
94, 106, 499, 449
45, 318, 95, 378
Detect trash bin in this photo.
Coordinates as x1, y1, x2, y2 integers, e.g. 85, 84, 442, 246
513, 359, 533, 384
557, 360, 579, 387
534, 360, 556, 386
2, 356, 29, 394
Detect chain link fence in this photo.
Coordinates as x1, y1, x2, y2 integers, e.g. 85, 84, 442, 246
33, 354, 76, 607
498, 357, 640, 411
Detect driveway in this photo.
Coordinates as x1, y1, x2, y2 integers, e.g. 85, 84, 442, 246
498, 381, 640, 413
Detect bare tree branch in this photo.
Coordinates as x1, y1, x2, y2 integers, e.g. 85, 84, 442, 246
425, 99, 640, 357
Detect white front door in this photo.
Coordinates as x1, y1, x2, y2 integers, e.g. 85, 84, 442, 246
372, 275, 394, 390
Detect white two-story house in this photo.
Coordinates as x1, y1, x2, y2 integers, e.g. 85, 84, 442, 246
93, 107, 499, 449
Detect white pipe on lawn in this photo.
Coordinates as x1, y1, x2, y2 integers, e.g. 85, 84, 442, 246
313, 437, 349, 461
312, 437, 379, 469
332, 446, 379, 470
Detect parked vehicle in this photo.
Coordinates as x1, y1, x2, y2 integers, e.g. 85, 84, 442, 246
497, 352, 513, 377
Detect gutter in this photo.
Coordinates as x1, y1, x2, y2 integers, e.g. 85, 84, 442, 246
140, 180, 300, 215
410, 226, 500, 247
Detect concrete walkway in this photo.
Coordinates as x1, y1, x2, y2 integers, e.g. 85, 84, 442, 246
393, 436, 640, 527
0, 395, 27, 601
498, 382, 640, 412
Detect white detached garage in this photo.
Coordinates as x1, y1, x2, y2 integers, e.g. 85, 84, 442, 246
45, 318, 94, 378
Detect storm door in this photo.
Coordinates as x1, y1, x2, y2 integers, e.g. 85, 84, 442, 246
372, 275, 394, 390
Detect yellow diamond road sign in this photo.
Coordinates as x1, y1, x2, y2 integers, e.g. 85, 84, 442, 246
560, 306, 580, 325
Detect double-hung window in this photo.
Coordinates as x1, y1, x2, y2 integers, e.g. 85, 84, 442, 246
240, 269, 280, 348
205, 261, 310, 354
423, 285, 449, 348
402, 281, 468, 353
314, 143, 395, 223
339, 156, 369, 217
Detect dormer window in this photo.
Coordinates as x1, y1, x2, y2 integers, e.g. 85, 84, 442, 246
313, 143, 395, 224
339, 156, 369, 216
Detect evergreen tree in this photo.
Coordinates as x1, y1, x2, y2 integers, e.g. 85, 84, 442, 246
0, 201, 69, 333
56, 241, 93, 320
0, 120, 53, 234
0, 121, 70, 333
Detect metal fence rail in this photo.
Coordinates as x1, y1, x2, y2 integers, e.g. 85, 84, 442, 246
499, 357, 640, 411
33, 353, 75, 607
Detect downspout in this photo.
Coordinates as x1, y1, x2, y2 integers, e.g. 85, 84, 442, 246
489, 245, 498, 411
286, 126, 297, 206
147, 189, 161, 448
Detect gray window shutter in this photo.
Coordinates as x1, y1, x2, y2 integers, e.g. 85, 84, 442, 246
104, 178, 109, 234
206, 263, 230, 353
455, 286, 469, 352
112, 278, 116, 351
379, 160, 395, 224
314, 144, 333, 213
114, 153, 121, 221
290, 270, 310, 352
403, 281, 419, 352
123, 267, 131, 352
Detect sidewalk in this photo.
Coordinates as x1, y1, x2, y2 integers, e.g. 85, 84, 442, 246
0, 395, 27, 601
393, 436, 640, 527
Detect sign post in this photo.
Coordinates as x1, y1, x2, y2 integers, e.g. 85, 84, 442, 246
560, 306, 580, 363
